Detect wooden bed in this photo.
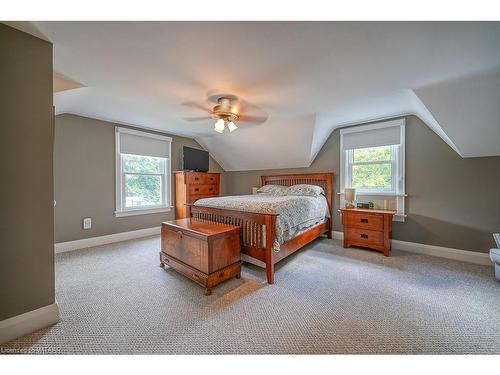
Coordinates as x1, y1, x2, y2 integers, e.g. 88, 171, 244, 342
187, 173, 334, 284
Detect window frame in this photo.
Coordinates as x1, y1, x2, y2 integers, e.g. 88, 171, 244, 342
115, 127, 172, 217
121, 153, 166, 210
339, 118, 406, 221
345, 144, 399, 195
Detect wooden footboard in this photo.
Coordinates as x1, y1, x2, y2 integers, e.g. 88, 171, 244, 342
188, 205, 277, 283
187, 172, 334, 284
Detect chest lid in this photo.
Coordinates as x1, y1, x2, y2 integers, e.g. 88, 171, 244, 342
162, 218, 240, 240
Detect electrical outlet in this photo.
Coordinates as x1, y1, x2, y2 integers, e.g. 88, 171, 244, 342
83, 217, 92, 230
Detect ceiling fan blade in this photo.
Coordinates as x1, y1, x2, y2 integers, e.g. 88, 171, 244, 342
237, 99, 262, 114
183, 116, 213, 122
182, 101, 213, 114
238, 114, 268, 124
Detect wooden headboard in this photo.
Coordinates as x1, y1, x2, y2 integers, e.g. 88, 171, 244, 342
260, 173, 334, 214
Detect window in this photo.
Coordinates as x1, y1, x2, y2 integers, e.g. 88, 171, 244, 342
348, 145, 397, 193
340, 119, 406, 220
115, 127, 172, 217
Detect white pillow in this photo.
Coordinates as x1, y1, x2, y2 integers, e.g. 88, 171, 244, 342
288, 184, 324, 197
256, 184, 289, 196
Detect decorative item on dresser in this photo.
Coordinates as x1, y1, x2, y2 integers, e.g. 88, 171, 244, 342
174, 171, 220, 219
344, 188, 356, 208
341, 208, 396, 256
188, 173, 334, 284
160, 218, 241, 296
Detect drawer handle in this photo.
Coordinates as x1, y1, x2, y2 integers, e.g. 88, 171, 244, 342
194, 177, 199, 181
209, 188, 213, 191
210, 178, 214, 181
360, 218, 369, 223
360, 234, 368, 239
177, 231, 183, 238
195, 188, 199, 192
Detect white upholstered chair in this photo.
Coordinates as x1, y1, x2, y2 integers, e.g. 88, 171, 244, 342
490, 234, 500, 281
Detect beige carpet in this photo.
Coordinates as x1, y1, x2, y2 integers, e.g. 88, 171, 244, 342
2, 236, 499, 354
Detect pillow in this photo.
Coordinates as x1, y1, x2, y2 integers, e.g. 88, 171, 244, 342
256, 184, 289, 196
288, 184, 324, 197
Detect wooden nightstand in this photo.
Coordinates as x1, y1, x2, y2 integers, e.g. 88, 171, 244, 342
340, 208, 396, 256
160, 218, 241, 295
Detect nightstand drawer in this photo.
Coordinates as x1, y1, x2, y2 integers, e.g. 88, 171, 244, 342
346, 228, 384, 246
346, 212, 383, 231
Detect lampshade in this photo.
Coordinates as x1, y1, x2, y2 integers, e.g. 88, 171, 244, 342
214, 118, 225, 133
344, 188, 356, 202
227, 121, 238, 132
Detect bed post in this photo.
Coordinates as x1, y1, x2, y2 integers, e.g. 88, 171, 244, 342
327, 218, 333, 239
264, 214, 275, 284
326, 173, 334, 239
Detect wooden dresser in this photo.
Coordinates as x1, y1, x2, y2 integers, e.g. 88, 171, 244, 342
160, 218, 241, 295
174, 171, 220, 219
340, 208, 396, 256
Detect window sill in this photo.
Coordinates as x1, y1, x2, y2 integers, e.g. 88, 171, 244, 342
115, 206, 173, 217
338, 192, 408, 197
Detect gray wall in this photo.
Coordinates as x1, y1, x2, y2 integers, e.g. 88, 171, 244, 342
54, 114, 225, 243
0, 25, 55, 320
54, 114, 500, 253
224, 115, 500, 253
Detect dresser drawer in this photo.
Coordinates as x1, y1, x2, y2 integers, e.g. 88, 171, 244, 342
345, 212, 383, 231
161, 228, 206, 271
346, 228, 384, 246
188, 184, 218, 196
187, 173, 219, 185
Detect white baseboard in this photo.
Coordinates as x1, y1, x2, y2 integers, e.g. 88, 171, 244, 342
332, 231, 491, 266
55, 227, 161, 253
332, 231, 344, 241
0, 303, 60, 345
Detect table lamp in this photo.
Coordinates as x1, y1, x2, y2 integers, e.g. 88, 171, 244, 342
344, 188, 356, 209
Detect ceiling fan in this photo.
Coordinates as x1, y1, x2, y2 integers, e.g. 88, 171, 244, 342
183, 94, 268, 134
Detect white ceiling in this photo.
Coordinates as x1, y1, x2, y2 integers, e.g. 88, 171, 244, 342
415, 68, 500, 158
10, 21, 500, 170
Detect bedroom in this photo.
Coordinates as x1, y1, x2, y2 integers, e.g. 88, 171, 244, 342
1, 1, 500, 372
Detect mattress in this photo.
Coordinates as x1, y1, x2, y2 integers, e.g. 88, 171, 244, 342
194, 193, 329, 251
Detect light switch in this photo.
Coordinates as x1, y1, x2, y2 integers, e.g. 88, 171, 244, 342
83, 217, 92, 230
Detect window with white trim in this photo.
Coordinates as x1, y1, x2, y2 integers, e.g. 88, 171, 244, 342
346, 144, 399, 194
340, 119, 406, 219
115, 127, 172, 217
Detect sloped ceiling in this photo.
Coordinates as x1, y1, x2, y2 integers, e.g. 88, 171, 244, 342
415, 68, 500, 158
9, 21, 500, 170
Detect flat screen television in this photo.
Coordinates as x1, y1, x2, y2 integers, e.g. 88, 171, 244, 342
182, 146, 209, 172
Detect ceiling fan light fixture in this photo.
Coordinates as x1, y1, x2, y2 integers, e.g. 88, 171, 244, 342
227, 121, 238, 132
214, 118, 225, 133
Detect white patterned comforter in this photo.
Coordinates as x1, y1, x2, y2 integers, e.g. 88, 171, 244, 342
194, 193, 330, 251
